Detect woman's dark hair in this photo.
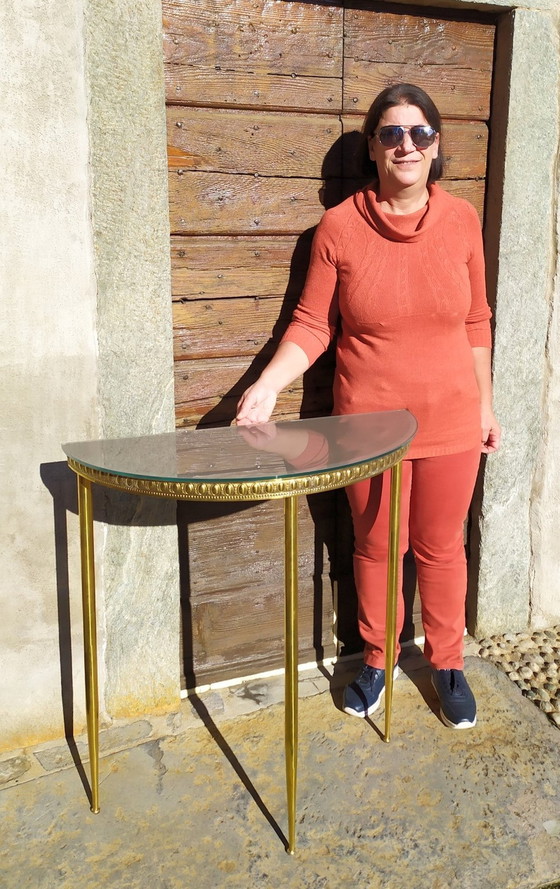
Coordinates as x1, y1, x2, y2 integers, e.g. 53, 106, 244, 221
356, 82, 444, 183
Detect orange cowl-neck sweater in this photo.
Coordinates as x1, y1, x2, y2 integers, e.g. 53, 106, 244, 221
281, 183, 492, 459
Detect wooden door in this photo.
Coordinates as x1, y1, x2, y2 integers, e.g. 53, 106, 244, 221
162, 0, 496, 688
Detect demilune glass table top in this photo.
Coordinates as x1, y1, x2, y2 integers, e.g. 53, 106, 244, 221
62, 410, 417, 485
62, 408, 417, 847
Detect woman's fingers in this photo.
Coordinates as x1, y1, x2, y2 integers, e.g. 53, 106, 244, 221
236, 384, 277, 425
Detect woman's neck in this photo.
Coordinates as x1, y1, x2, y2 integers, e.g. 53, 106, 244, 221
377, 186, 429, 216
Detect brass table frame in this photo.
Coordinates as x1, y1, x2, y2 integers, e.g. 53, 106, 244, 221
67, 441, 408, 854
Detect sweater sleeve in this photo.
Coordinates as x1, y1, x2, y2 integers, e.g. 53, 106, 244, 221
280, 213, 340, 364
463, 202, 492, 348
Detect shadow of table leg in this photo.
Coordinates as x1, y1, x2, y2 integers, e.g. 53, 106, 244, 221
188, 694, 288, 849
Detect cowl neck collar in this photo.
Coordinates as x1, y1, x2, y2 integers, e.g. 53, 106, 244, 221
353, 182, 447, 243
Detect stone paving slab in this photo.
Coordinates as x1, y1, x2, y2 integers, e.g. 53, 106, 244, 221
1, 657, 560, 889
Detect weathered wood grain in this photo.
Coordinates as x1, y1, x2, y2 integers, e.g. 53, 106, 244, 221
344, 8, 495, 72
166, 67, 342, 113
170, 233, 312, 300
175, 379, 334, 428
438, 179, 486, 219
187, 499, 319, 595
175, 397, 333, 428
440, 121, 488, 180
173, 296, 296, 360
169, 171, 337, 234
180, 493, 338, 683
163, 0, 343, 78
188, 577, 335, 681
343, 8, 494, 120
175, 355, 253, 405
343, 61, 492, 120
175, 351, 333, 407
167, 107, 341, 177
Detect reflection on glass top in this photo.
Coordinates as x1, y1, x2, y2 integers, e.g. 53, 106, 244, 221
63, 411, 417, 484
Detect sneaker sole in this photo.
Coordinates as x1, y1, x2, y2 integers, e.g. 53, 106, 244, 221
431, 676, 477, 729
343, 666, 400, 718
439, 711, 477, 730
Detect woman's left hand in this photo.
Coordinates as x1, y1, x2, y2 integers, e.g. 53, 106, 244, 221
481, 407, 501, 454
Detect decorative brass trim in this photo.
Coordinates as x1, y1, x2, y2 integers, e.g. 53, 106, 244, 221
67, 445, 411, 501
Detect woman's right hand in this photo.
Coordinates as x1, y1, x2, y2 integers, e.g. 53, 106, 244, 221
235, 341, 310, 425
236, 381, 278, 425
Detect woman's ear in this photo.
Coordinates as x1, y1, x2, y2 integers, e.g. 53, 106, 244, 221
432, 133, 440, 159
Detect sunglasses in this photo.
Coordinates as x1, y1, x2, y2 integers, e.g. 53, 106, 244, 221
373, 125, 438, 149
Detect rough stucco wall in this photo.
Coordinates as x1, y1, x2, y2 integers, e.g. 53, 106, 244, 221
0, 1, 98, 750
0, 0, 179, 753
84, 0, 180, 719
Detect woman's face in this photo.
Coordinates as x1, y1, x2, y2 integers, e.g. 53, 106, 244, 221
368, 103, 440, 197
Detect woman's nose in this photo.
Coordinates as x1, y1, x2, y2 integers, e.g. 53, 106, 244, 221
400, 130, 416, 151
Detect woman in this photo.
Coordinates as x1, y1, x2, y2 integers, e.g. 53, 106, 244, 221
236, 83, 500, 729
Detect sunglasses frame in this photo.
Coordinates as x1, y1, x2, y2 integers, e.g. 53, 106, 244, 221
373, 125, 438, 150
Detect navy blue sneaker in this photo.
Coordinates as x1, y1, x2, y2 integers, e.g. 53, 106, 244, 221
343, 664, 399, 718
431, 669, 477, 729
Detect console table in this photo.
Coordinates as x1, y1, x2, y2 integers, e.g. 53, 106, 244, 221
63, 410, 416, 853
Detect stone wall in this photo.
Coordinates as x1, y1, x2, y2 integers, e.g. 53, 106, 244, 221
84, 0, 180, 720
0, 0, 558, 753
473, 4, 560, 635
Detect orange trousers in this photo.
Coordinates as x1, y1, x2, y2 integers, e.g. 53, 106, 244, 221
345, 446, 481, 670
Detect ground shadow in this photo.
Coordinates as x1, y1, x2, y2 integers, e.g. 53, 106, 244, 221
188, 692, 289, 849
40, 460, 178, 807
40, 460, 91, 804
178, 517, 288, 847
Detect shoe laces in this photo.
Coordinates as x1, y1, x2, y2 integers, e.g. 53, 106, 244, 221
357, 664, 382, 685
442, 669, 465, 696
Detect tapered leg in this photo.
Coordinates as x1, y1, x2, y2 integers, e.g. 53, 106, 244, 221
77, 474, 100, 813
284, 495, 298, 854
384, 461, 402, 743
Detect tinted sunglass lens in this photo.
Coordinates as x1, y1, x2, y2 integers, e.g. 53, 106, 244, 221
376, 126, 436, 148
410, 126, 436, 148
378, 127, 403, 147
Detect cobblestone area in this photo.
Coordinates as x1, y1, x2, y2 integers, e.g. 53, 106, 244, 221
478, 626, 560, 729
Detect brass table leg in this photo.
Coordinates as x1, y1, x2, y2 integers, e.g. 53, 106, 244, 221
284, 495, 298, 855
384, 461, 402, 744
77, 474, 100, 813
